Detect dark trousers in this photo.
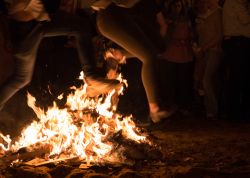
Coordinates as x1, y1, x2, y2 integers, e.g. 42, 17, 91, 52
158, 60, 194, 107
222, 36, 250, 120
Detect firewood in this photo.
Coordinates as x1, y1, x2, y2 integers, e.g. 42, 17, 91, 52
25, 156, 78, 167
0, 147, 50, 166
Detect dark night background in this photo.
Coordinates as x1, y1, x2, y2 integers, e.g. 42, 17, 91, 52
1, 1, 250, 177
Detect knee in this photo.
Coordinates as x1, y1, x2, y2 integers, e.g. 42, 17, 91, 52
12, 74, 32, 89
140, 53, 155, 66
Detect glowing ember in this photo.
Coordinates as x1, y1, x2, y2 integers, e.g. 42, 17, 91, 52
0, 72, 150, 164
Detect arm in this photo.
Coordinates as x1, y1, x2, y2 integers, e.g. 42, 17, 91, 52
202, 9, 223, 51
6, 0, 48, 22
156, 11, 167, 38
91, 0, 112, 11
5, 0, 30, 14
10, 9, 34, 21
112, 0, 140, 8
236, 0, 250, 25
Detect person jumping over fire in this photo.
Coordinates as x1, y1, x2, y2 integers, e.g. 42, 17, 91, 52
89, 0, 177, 124
0, 0, 122, 112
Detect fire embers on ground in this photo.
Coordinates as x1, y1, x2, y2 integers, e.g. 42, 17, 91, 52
0, 71, 163, 176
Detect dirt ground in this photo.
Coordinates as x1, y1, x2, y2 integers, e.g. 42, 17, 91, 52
1, 37, 250, 178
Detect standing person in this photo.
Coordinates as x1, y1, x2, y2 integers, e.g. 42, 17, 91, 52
89, 0, 176, 124
159, 0, 195, 115
194, 0, 223, 119
0, 0, 121, 112
222, 0, 250, 120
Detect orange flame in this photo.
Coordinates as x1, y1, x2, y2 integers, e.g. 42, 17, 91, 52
0, 72, 149, 164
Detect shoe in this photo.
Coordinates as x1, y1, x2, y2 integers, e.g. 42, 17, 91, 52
84, 76, 122, 97
150, 107, 177, 123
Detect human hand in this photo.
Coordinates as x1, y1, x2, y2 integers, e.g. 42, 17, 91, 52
9, 0, 46, 21
25, 0, 45, 19
7, 1, 27, 14
192, 43, 203, 59
112, 0, 140, 8
91, 0, 112, 10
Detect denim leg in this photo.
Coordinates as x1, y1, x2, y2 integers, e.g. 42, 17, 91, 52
0, 23, 44, 108
0, 11, 97, 109
42, 11, 96, 74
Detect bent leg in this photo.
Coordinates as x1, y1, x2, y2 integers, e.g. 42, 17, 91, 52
97, 6, 159, 103
0, 23, 43, 108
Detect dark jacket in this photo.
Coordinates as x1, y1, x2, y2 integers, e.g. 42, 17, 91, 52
0, 0, 7, 14
41, 0, 61, 14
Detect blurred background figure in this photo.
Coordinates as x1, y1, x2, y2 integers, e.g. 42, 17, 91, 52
159, 0, 195, 116
222, 0, 250, 120
193, 0, 223, 120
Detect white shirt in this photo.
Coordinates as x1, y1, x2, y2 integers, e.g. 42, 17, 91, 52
222, 0, 250, 38
5, 0, 50, 21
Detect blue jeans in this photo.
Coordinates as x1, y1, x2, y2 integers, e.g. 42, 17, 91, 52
0, 10, 95, 109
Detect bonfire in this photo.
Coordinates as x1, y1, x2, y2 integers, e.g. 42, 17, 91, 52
0, 71, 156, 167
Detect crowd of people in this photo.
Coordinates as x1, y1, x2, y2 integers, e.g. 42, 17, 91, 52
0, 0, 249, 126
158, 0, 250, 121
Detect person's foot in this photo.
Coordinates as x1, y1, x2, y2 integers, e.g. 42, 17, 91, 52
105, 48, 126, 64
84, 76, 122, 97
150, 107, 177, 123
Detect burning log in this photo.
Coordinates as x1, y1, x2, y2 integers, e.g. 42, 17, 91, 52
0, 145, 51, 170
25, 156, 79, 167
